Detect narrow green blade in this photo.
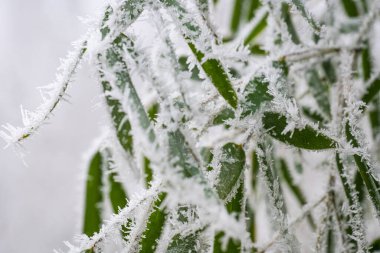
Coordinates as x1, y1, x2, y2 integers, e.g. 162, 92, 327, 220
243, 12, 268, 46
188, 43, 238, 108
345, 123, 380, 218
139, 193, 167, 253
83, 152, 104, 237
231, 0, 244, 34
262, 112, 336, 150
306, 69, 331, 118
341, 0, 359, 17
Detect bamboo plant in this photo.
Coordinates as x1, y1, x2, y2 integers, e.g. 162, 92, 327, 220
2, 0, 380, 252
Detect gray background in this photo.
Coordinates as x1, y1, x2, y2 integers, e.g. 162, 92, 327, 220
0, 1, 105, 252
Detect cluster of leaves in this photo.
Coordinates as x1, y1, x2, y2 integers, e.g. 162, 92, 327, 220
2, 0, 380, 252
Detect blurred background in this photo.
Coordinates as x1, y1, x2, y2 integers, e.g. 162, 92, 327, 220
0, 1, 105, 252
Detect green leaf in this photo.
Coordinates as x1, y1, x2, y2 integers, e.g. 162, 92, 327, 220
231, 0, 244, 34
160, 0, 238, 108
102, 34, 155, 142
168, 129, 201, 178
279, 158, 315, 229
281, 2, 301, 45
345, 123, 380, 217
361, 78, 380, 106
241, 75, 273, 118
341, 0, 359, 17
322, 60, 337, 84
167, 231, 203, 253
362, 41, 372, 81
147, 103, 159, 123
215, 143, 245, 200
251, 151, 259, 192
143, 157, 153, 188
262, 112, 336, 150
246, 0, 261, 21
108, 171, 128, 213
188, 43, 238, 108
306, 69, 331, 118
213, 108, 235, 125
243, 12, 268, 46
178, 56, 202, 81
290, 0, 320, 41
301, 106, 327, 126
369, 238, 380, 252
139, 193, 167, 253
213, 232, 241, 253
83, 152, 104, 237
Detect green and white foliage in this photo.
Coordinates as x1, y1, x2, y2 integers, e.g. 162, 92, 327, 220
2, 0, 380, 252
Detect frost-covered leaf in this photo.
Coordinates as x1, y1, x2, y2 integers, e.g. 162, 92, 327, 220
341, 0, 359, 17
160, 0, 239, 108
83, 151, 104, 237
168, 129, 200, 178
306, 69, 331, 118
213, 232, 241, 253
243, 12, 268, 46
345, 123, 380, 218
215, 143, 245, 201
178, 56, 202, 81
213, 108, 235, 125
139, 193, 167, 253
262, 112, 336, 150
231, 0, 244, 34
188, 43, 239, 109
278, 158, 315, 228
167, 231, 203, 253
241, 75, 273, 118
281, 2, 300, 44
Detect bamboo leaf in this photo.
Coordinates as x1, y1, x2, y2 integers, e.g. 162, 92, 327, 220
247, 0, 261, 21
188, 43, 238, 108
369, 238, 380, 252
345, 123, 380, 218
231, 0, 244, 34
83, 152, 104, 237
178, 56, 202, 81
213, 108, 235, 125
160, 0, 238, 108
108, 171, 128, 213
290, 0, 320, 40
213, 183, 243, 252
362, 78, 380, 105
306, 69, 331, 118
167, 231, 203, 253
241, 75, 273, 118
215, 143, 245, 200
341, 0, 359, 17
213, 232, 241, 253
100, 34, 155, 142
278, 158, 315, 229
281, 2, 301, 45
243, 12, 268, 46
251, 151, 259, 192
262, 112, 336, 150
168, 129, 201, 178
139, 193, 167, 253
301, 106, 327, 126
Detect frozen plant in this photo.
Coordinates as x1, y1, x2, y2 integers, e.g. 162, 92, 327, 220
2, 0, 380, 252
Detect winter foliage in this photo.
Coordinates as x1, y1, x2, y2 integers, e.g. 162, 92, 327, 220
2, 0, 380, 252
